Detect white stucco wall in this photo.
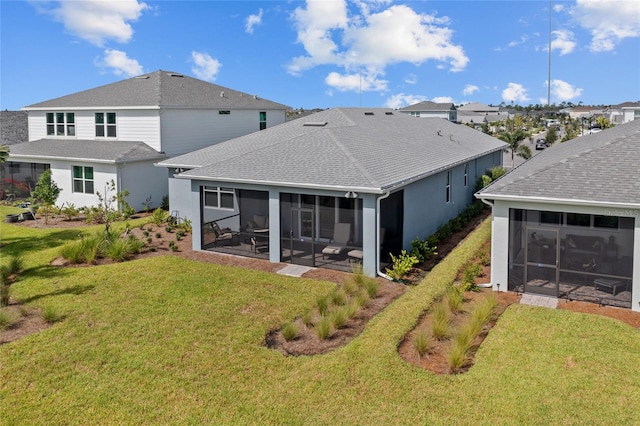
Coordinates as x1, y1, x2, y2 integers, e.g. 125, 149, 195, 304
119, 161, 168, 212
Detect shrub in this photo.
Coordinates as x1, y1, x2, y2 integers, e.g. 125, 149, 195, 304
143, 230, 149, 237
281, 322, 299, 341
410, 237, 438, 263
0, 309, 15, 329
330, 289, 348, 306
147, 237, 153, 244
354, 289, 370, 308
0, 284, 10, 307
301, 309, 315, 327
386, 250, 419, 281
477, 250, 491, 266
6, 255, 24, 277
127, 236, 145, 254
447, 286, 464, 312
105, 238, 132, 262
329, 307, 348, 329
431, 302, 451, 341
315, 316, 333, 340
414, 327, 434, 357
462, 263, 483, 291
447, 339, 470, 372
60, 203, 80, 221
155, 233, 161, 239
151, 207, 169, 226
179, 217, 193, 233
363, 278, 379, 298
42, 305, 63, 324
165, 225, 174, 233
343, 279, 359, 296
345, 301, 359, 319
469, 295, 497, 334
161, 195, 169, 211
149, 247, 156, 252
316, 295, 329, 316
60, 240, 86, 264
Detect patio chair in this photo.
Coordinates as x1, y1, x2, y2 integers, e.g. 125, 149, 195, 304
212, 222, 239, 246
322, 223, 351, 259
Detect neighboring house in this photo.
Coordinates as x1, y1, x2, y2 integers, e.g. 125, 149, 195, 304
456, 102, 511, 127
1, 111, 30, 200
620, 101, 640, 123
6, 70, 290, 209
476, 119, 640, 312
158, 108, 506, 277
398, 101, 457, 122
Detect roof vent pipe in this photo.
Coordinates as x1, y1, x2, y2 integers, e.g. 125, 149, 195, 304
220, 91, 225, 98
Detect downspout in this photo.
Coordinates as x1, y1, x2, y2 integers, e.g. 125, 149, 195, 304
376, 191, 393, 280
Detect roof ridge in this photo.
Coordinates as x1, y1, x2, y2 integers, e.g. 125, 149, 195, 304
325, 128, 380, 188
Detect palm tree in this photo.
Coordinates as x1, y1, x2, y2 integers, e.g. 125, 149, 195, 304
0, 144, 9, 164
499, 129, 531, 169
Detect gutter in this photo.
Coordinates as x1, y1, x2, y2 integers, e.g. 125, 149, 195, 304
376, 191, 393, 280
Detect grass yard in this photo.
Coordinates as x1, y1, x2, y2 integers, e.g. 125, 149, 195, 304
1, 206, 640, 424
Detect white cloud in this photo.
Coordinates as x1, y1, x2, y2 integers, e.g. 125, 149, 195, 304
431, 96, 454, 103
288, 0, 469, 93
245, 8, 263, 34
549, 79, 583, 101
507, 35, 529, 48
571, 0, 640, 52
98, 49, 143, 76
325, 71, 388, 92
463, 84, 479, 96
502, 83, 530, 103
36, 0, 149, 47
551, 29, 576, 55
384, 93, 427, 109
404, 73, 417, 85
191, 51, 222, 82
553, 4, 565, 12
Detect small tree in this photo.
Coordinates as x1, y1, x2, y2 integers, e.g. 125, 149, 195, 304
31, 169, 61, 224
545, 125, 558, 146
95, 180, 133, 234
0, 144, 9, 164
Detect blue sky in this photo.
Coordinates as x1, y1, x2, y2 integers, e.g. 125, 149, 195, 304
1, 0, 639, 111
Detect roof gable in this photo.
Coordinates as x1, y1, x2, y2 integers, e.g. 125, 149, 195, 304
23, 70, 291, 111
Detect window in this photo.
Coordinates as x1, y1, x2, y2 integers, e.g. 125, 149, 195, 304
463, 163, 469, 187
540, 211, 562, 225
72, 166, 94, 194
259, 111, 267, 130
594, 215, 619, 229
95, 112, 117, 137
203, 186, 235, 209
566, 213, 590, 227
46, 112, 75, 136
446, 170, 451, 203
219, 110, 230, 115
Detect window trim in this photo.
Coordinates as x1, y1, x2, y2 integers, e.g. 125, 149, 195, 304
446, 170, 451, 203
95, 112, 117, 138
259, 111, 267, 130
72, 166, 94, 194
203, 186, 235, 210
46, 112, 75, 137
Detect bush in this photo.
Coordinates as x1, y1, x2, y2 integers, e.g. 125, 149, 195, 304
179, 217, 193, 234
316, 295, 329, 316
410, 237, 438, 263
105, 238, 132, 262
0, 309, 15, 329
386, 250, 419, 281
447, 286, 464, 312
315, 316, 333, 340
330, 289, 348, 306
301, 309, 315, 327
0, 284, 10, 307
414, 328, 434, 357
281, 322, 299, 341
329, 307, 348, 329
151, 207, 169, 226
5, 255, 24, 277
42, 305, 63, 324
431, 302, 450, 341
363, 278, 379, 298
447, 339, 470, 372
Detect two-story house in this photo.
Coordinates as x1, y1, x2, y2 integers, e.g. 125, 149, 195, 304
5, 70, 290, 210
398, 101, 457, 122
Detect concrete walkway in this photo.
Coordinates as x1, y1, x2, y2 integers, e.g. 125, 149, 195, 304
520, 293, 559, 309
276, 264, 314, 277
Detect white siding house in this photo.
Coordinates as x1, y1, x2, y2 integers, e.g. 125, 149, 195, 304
7, 70, 290, 211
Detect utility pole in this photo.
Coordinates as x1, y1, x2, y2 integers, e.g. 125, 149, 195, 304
547, 0, 552, 106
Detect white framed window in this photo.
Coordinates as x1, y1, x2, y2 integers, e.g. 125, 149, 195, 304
203, 186, 235, 209
446, 170, 451, 203
95, 112, 117, 137
259, 111, 267, 130
463, 163, 469, 187
46, 112, 75, 136
72, 166, 94, 194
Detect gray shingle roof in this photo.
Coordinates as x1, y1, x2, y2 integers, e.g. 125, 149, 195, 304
160, 108, 506, 193
0, 111, 28, 145
8, 139, 166, 164
477, 119, 640, 206
23, 70, 291, 111
399, 101, 455, 112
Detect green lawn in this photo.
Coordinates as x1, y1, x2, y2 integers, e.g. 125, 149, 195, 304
1, 207, 639, 424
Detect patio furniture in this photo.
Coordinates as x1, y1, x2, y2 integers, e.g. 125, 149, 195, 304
594, 278, 625, 296
246, 215, 269, 233
251, 236, 269, 253
347, 249, 363, 263
322, 223, 351, 259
